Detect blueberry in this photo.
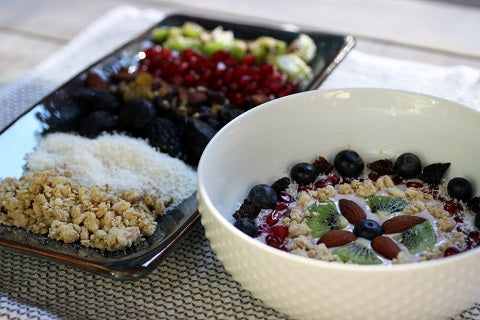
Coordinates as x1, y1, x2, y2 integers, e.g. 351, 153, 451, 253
233, 217, 258, 237
248, 184, 277, 209
353, 219, 383, 240
394, 153, 421, 179
333, 150, 364, 178
271, 177, 291, 195
290, 163, 317, 185
468, 197, 480, 214
447, 177, 473, 202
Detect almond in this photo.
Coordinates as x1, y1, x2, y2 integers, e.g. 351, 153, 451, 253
338, 199, 367, 224
382, 215, 426, 234
371, 236, 401, 260
317, 230, 357, 248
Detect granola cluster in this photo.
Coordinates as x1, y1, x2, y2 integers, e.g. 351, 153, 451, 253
274, 175, 467, 264
0, 169, 172, 251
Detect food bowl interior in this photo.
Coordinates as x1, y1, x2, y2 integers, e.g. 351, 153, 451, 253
199, 88, 480, 223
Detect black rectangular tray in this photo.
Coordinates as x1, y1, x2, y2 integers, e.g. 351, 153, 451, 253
0, 13, 355, 280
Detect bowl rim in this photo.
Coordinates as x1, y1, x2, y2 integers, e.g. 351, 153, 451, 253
198, 87, 480, 272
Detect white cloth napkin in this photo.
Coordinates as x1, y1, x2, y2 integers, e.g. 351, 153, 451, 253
322, 50, 480, 108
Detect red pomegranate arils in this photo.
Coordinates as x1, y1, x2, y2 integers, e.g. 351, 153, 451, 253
444, 200, 463, 215
140, 47, 298, 109
444, 247, 460, 257
406, 182, 424, 189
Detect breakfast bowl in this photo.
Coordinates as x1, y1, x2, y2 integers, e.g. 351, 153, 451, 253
197, 88, 480, 320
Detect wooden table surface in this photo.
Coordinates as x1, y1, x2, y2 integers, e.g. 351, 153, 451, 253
1, 0, 480, 87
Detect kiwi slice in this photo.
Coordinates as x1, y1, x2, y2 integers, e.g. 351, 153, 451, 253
306, 201, 348, 238
365, 195, 408, 217
401, 220, 436, 254
332, 239, 382, 265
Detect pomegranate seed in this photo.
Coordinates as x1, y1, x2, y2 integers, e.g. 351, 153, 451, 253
392, 176, 404, 185
368, 172, 380, 182
444, 247, 460, 257
265, 234, 283, 248
443, 200, 463, 215
315, 179, 330, 189
278, 193, 293, 203
298, 184, 314, 192
327, 175, 340, 185
266, 211, 279, 226
258, 225, 270, 234
469, 231, 480, 243
277, 89, 291, 97
274, 203, 287, 211
270, 225, 289, 240
242, 53, 256, 66
138, 45, 299, 109
453, 215, 464, 223
406, 182, 424, 189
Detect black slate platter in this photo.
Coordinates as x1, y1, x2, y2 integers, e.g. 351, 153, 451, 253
0, 14, 355, 279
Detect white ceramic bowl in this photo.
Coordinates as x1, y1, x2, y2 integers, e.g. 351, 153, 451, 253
197, 88, 480, 320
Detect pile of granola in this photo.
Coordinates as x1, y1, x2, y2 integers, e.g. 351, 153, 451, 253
0, 169, 172, 251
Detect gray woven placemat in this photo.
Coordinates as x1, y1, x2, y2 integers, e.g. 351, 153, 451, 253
0, 6, 479, 320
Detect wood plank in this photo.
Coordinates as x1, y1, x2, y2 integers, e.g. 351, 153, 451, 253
150, 0, 480, 59
0, 31, 62, 85
0, 0, 132, 41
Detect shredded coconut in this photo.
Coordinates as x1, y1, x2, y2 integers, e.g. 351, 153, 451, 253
25, 133, 197, 207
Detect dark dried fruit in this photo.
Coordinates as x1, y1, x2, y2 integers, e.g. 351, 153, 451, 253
207, 90, 226, 104
188, 90, 208, 106
271, 177, 291, 195
468, 197, 480, 214
420, 163, 450, 185
37, 93, 83, 132
118, 98, 156, 131
233, 199, 261, 220
218, 107, 244, 126
70, 88, 120, 112
145, 117, 183, 157
184, 118, 216, 164
79, 110, 118, 137
79, 111, 118, 137
313, 156, 333, 174
109, 68, 137, 82
85, 72, 109, 90
367, 159, 395, 175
